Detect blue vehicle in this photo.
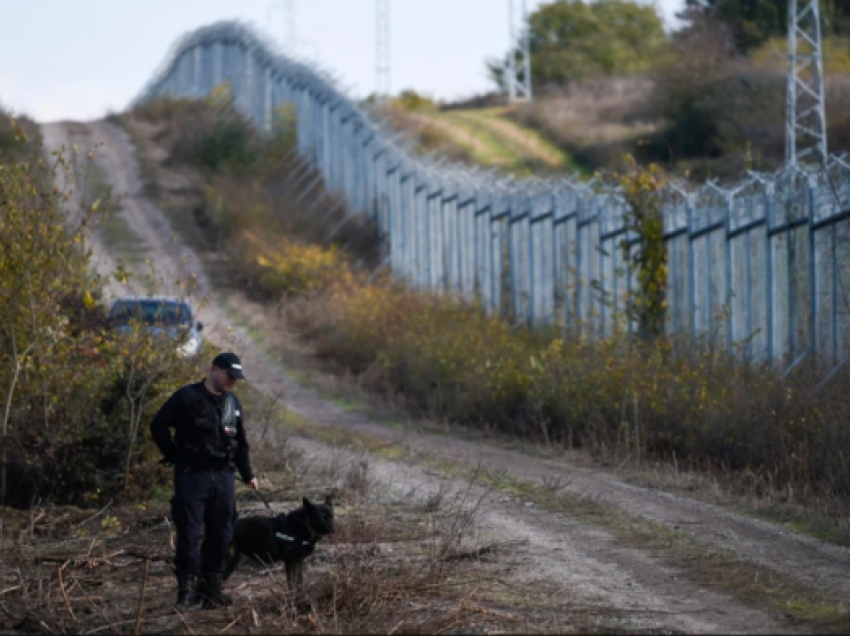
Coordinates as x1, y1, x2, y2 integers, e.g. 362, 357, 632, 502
108, 297, 204, 358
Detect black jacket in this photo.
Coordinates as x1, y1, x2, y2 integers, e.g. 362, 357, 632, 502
150, 380, 254, 483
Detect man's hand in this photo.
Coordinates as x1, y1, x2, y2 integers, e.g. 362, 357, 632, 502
246, 478, 259, 490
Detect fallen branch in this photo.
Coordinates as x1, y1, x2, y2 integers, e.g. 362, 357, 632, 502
76, 499, 115, 529
38, 549, 126, 567
133, 559, 149, 635
78, 581, 118, 635
441, 543, 512, 562
82, 618, 149, 635
219, 616, 241, 632
415, 576, 503, 591
57, 562, 76, 621
122, 550, 172, 562
174, 608, 196, 634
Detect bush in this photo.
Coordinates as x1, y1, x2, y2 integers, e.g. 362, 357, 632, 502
392, 90, 437, 112
130, 96, 382, 283
0, 119, 200, 508
244, 230, 351, 298
133, 86, 261, 174
299, 274, 850, 500
508, 77, 660, 172
644, 18, 850, 177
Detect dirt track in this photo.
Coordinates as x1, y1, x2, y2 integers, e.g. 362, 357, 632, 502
40, 119, 850, 634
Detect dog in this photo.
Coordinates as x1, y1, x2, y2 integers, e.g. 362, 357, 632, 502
224, 495, 334, 591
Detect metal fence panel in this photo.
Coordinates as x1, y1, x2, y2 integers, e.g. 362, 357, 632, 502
134, 21, 850, 375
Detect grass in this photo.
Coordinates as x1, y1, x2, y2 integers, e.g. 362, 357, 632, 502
449, 108, 580, 171
396, 106, 583, 175
225, 301, 850, 631
0, 478, 531, 633
232, 375, 850, 636
245, 394, 850, 633
222, 277, 850, 560
0, 376, 640, 634
426, 458, 850, 634
618, 459, 850, 549
83, 162, 148, 272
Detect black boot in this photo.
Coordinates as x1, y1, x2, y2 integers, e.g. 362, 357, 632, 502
175, 572, 202, 610
198, 572, 232, 609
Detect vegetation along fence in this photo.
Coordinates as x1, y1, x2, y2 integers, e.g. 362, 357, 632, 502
134, 21, 850, 374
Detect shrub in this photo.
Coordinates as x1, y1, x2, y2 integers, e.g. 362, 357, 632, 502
0, 119, 199, 508
393, 90, 438, 112
507, 77, 661, 173
131, 95, 382, 276
244, 230, 351, 298
133, 86, 261, 174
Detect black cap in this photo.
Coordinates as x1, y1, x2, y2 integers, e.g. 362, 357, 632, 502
213, 352, 245, 380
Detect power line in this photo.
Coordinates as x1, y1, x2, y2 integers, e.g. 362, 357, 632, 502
376, 0, 391, 103
786, 0, 828, 166
507, 0, 532, 102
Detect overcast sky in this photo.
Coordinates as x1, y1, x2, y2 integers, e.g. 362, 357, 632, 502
0, 0, 684, 122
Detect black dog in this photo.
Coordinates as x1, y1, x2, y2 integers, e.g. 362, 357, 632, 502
224, 495, 334, 591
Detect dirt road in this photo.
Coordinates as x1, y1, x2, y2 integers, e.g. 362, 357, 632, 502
41, 119, 850, 633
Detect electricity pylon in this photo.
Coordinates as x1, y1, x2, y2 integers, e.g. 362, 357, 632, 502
376, 0, 392, 104
786, 0, 828, 166
268, 1, 297, 52
507, 0, 532, 102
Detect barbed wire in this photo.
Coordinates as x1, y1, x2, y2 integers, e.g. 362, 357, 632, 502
132, 20, 850, 372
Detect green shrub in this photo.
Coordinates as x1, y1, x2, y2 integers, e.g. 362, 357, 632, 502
393, 90, 437, 112
0, 123, 201, 508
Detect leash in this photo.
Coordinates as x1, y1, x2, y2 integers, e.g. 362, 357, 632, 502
255, 489, 272, 510
243, 479, 272, 511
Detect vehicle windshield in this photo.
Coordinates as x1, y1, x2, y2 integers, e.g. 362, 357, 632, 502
109, 300, 192, 327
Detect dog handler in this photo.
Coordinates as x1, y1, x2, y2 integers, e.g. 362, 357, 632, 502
150, 352, 259, 610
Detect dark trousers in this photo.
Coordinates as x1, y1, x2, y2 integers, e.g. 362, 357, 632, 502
171, 469, 235, 575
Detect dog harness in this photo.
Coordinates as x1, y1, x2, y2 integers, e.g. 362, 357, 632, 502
275, 531, 313, 547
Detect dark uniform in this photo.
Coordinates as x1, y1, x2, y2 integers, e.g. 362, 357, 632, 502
150, 359, 254, 609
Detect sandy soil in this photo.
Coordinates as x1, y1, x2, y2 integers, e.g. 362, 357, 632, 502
39, 118, 850, 634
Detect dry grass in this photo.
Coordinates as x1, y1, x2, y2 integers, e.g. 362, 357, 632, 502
389, 109, 473, 165
0, 424, 581, 635
392, 106, 575, 176
509, 77, 662, 172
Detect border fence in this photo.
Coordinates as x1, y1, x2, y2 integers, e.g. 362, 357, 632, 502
133, 21, 850, 375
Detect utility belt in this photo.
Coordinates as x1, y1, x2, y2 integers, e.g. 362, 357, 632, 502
177, 446, 233, 472
180, 458, 233, 473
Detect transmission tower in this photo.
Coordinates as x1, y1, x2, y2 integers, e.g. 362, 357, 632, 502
786, 0, 828, 166
507, 0, 532, 102
268, 1, 297, 52
376, 0, 392, 104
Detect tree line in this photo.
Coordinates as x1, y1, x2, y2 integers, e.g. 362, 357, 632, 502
489, 0, 850, 90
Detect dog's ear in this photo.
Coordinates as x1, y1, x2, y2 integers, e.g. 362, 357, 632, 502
303, 496, 314, 509
324, 494, 333, 507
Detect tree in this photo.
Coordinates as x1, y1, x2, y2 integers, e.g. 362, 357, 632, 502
487, 0, 669, 89
684, 0, 850, 53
